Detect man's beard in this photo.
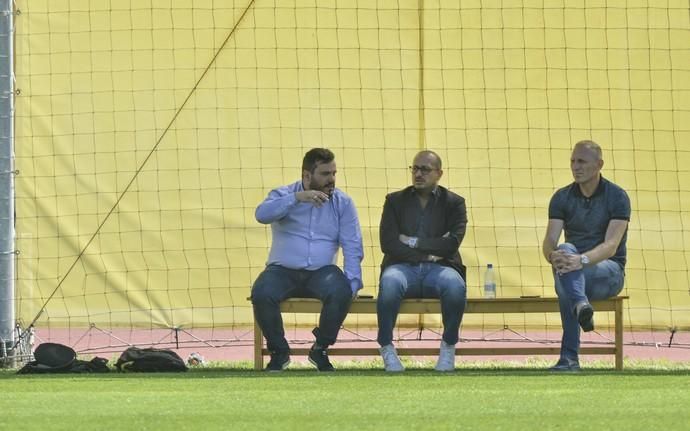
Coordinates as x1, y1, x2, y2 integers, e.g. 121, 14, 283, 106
311, 181, 335, 196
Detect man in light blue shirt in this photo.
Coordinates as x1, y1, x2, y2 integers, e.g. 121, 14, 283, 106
251, 148, 364, 372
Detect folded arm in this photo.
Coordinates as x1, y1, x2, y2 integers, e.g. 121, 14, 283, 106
544, 219, 628, 274
415, 197, 467, 257
255, 187, 298, 224
379, 195, 428, 263
255, 185, 330, 224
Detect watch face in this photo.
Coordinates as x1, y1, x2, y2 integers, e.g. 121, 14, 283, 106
581, 255, 589, 265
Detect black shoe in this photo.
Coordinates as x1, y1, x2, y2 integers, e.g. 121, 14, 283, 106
266, 351, 290, 372
308, 345, 335, 372
576, 302, 595, 332
549, 358, 581, 372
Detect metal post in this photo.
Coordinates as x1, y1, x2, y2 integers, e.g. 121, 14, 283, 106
0, 0, 15, 366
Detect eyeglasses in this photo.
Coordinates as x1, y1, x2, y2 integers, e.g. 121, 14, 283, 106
409, 165, 438, 175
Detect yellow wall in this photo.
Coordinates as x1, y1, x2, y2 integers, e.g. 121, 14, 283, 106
13, 0, 690, 330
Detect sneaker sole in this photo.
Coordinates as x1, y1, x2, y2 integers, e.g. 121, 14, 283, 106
308, 357, 334, 372
266, 359, 290, 372
577, 306, 594, 332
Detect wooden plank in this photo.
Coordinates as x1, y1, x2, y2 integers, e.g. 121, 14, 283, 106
279, 297, 626, 314
263, 346, 615, 356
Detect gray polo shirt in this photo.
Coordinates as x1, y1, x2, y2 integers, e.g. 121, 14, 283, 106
548, 177, 631, 268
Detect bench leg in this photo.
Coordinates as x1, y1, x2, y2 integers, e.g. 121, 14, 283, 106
253, 319, 264, 371
615, 299, 624, 371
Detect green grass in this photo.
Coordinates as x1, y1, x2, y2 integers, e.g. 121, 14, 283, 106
2, 360, 690, 431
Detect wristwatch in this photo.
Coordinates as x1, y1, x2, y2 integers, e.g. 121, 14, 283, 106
407, 237, 418, 248
580, 254, 590, 266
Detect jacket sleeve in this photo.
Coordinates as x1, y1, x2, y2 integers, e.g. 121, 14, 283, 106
416, 195, 467, 257
379, 193, 427, 263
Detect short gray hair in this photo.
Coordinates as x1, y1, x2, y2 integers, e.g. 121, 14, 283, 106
574, 140, 602, 161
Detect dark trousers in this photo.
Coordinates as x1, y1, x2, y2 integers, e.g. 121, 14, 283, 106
251, 264, 352, 353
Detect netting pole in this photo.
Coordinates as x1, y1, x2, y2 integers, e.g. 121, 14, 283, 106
417, 0, 425, 149
0, 0, 15, 367
416, 0, 426, 335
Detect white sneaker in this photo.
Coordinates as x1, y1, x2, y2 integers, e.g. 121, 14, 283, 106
435, 340, 455, 372
379, 344, 404, 372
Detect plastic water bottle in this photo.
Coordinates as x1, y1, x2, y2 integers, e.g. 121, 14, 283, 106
484, 263, 496, 299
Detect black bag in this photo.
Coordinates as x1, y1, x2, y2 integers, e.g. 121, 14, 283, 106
17, 343, 110, 374
115, 347, 188, 372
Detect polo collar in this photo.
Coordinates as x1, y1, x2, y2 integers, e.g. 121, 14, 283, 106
573, 176, 607, 198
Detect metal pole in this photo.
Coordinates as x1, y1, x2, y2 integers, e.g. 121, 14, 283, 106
0, 0, 15, 366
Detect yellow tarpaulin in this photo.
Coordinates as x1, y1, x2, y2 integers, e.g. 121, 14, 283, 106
13, 0, 690, 331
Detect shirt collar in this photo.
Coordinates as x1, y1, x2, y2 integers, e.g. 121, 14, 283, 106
412, 185, 440, 196
573, 176, 606, 198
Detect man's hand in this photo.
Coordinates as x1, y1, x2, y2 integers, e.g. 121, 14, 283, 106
550, 250, 583, 274
350, 280, 362, 298
427, 254, 442, 262
296, 190, 329, 207
399, 234, 411, 244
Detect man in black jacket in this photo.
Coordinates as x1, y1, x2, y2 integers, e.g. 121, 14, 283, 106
377, 150, 468, 372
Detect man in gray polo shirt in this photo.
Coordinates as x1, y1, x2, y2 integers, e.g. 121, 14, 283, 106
542, 140, 631, 371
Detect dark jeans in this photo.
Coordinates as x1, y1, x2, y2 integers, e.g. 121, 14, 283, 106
251, 264, 352, 353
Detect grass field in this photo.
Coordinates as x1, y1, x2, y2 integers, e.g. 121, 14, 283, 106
3, 360, 690, 431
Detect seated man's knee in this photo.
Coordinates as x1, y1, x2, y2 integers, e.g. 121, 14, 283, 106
251, 284, 278, 306
251, 272, 284, 305
437, 269, 466, 298
318, 266, 351, 301
331, 278, 352, 302
378, 268, 407, 302
558, 243, 577, 254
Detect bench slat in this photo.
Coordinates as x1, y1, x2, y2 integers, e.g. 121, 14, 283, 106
279, 297, 627, 313
263, 347, 615, 356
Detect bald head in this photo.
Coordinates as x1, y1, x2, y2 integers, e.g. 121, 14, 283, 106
574, 140, 602, 161
414, 150, 442, 169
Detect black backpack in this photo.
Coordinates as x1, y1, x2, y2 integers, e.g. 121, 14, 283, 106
115, 347, 188, 372
17, 343, 110, 374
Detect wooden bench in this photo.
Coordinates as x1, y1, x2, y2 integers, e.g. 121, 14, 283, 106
252, 296, 628, 371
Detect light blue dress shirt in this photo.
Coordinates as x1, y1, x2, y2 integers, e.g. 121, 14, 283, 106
255, 181, 364, 293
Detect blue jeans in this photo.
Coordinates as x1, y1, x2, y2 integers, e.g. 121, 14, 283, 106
377, 263, 467, 346
553, 243, 625, 362
251, 264, 352, 353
